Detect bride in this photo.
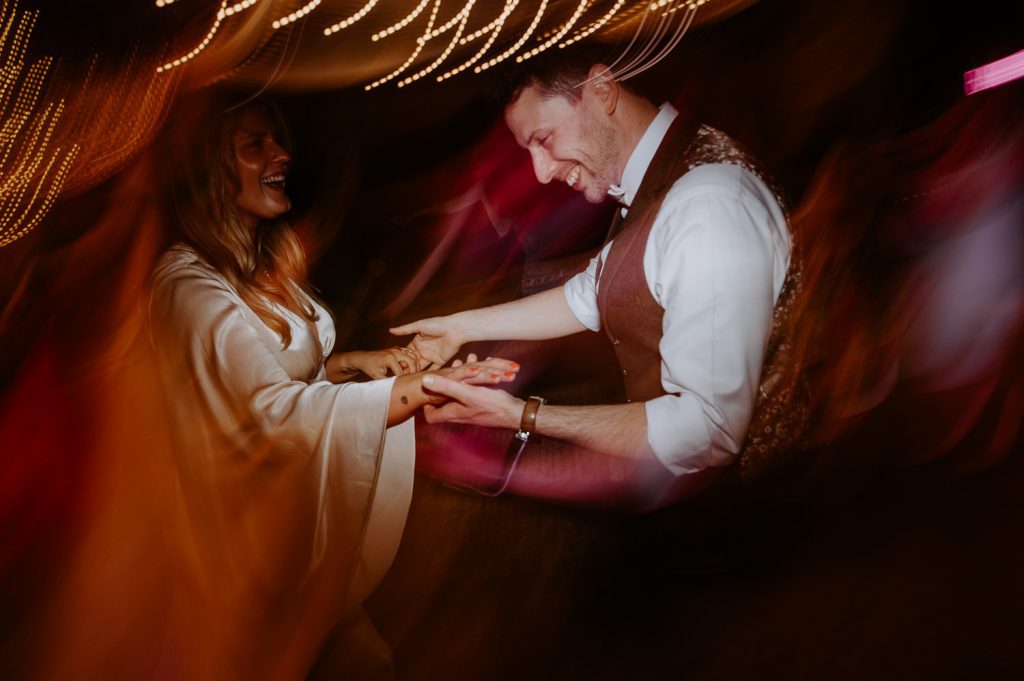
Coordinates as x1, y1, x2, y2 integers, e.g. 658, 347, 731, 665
149, 96, 517, 679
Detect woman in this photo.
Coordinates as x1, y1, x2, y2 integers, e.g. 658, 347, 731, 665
149, 97, 517, 680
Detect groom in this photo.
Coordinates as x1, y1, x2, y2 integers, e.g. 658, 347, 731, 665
395, 50, 806, 505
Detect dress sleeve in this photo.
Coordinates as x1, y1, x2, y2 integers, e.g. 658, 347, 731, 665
643, 167, 788, 475
149, 258, 413, 618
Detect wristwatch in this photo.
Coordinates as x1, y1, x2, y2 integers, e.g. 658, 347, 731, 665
514, 395, 546, 443
488, 395, 545, 495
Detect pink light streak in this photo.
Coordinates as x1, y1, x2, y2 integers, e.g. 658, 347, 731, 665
964, 48, 1024, 95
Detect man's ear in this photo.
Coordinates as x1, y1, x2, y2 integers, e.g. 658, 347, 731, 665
587, 64, 619, 115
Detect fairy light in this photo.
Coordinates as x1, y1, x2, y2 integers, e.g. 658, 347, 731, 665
156, 0, 260, 73
516, 0, 589, 62
474, 0, 549, 73
0, 143, 77, 247
272, 0, 321, 29
371, 0, 431, 41
0, 0, 79, 248
560, 0, 628, 47
459, 14, 503, 45
323, 0, 380, 35
650, 0, 702, 9
613, 0, 698, 82
399, 0, 476, 86
149, 0, 714, 90
365, 0, 442, 90
1, 59, 50, 162
419, 1, 474, 44
438, 0, 518, 80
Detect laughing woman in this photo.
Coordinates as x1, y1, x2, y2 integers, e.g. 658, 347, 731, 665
149, 98, 516, 680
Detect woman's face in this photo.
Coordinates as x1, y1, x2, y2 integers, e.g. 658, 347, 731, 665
232, 106, 291, 229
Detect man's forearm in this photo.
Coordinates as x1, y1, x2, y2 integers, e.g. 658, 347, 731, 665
534, 402, 654, 461
455, 286, 587, 343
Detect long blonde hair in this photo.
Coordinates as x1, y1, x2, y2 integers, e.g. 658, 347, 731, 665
169, 98, 320, 349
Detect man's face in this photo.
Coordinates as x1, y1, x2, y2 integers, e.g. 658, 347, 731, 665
504, 84, 621, 204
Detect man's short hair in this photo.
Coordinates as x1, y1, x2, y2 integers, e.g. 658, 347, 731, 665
498, 43, 620, 107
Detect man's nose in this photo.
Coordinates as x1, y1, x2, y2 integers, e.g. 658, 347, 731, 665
530, 150, 557, 184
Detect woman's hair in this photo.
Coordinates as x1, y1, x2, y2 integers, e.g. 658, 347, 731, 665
168, 96, 320, 350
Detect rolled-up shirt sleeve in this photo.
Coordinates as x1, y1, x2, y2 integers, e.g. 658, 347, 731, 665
562, 241, 613, 332
644, 164, 789, 475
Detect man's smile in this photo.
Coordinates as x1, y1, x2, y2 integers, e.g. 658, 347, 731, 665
566, 164, 581, 188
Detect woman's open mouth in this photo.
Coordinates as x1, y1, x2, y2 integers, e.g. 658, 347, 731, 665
261, 173, 286, 190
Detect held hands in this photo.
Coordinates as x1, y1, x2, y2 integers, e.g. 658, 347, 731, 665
387, 354, 519, 425
421, 353, 519, 402
389, 316, 464, 370
330, 347, 421, 380
420, 371, 524, 430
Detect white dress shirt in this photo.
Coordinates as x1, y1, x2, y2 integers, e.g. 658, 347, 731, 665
564, 104, 791, 475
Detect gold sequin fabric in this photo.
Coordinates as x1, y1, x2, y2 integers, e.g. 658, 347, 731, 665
686, 126, 790, 214
737, 238, 810, 481
686, 126, 809, 480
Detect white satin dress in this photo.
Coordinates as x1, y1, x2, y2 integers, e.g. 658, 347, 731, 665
149, 243, 413, 679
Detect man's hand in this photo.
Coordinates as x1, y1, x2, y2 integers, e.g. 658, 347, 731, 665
387, 356, 519, 425
389, 316, 465, 370
420, 374, 524, 429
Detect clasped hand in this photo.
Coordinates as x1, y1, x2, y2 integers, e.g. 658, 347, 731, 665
419, 353, 519, 404
389, 316, 464, 370
331, 346, 422, 380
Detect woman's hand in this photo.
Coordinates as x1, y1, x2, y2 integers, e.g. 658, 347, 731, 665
427, 353, 519, 394
389, 316, 465, 370
387, 355, 519, 425
327, 347, 422, 382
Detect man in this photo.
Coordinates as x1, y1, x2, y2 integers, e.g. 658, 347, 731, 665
392, 52, 805, 504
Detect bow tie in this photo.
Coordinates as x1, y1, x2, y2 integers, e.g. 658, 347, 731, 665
607, 184, 629, 205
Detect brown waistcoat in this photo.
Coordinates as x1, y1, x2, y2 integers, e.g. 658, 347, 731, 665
595, 113, 808, 479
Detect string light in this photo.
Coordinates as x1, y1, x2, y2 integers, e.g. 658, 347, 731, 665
0, 0, 78, 248
365, 0, 442, 90
560, 0, 628, 47
459, 14, 503, 45
516, 0, 589, 62
272, 0, 321, 29
438, 0, 518, 80
419, 1, 475, 43
474, 0, 549, 73
612, 0, 698, 82
371, 0, 432, 42
323, 0, 380, 35
156, 0, 260, 73
399, 0, 476, 86
649, 0, 704, 9
146, 0, 718, 89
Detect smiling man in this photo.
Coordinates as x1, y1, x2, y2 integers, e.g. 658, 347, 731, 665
393, 51, 806, 505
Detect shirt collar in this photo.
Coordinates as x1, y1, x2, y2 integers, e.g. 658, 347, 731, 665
607, 103, 678, 208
